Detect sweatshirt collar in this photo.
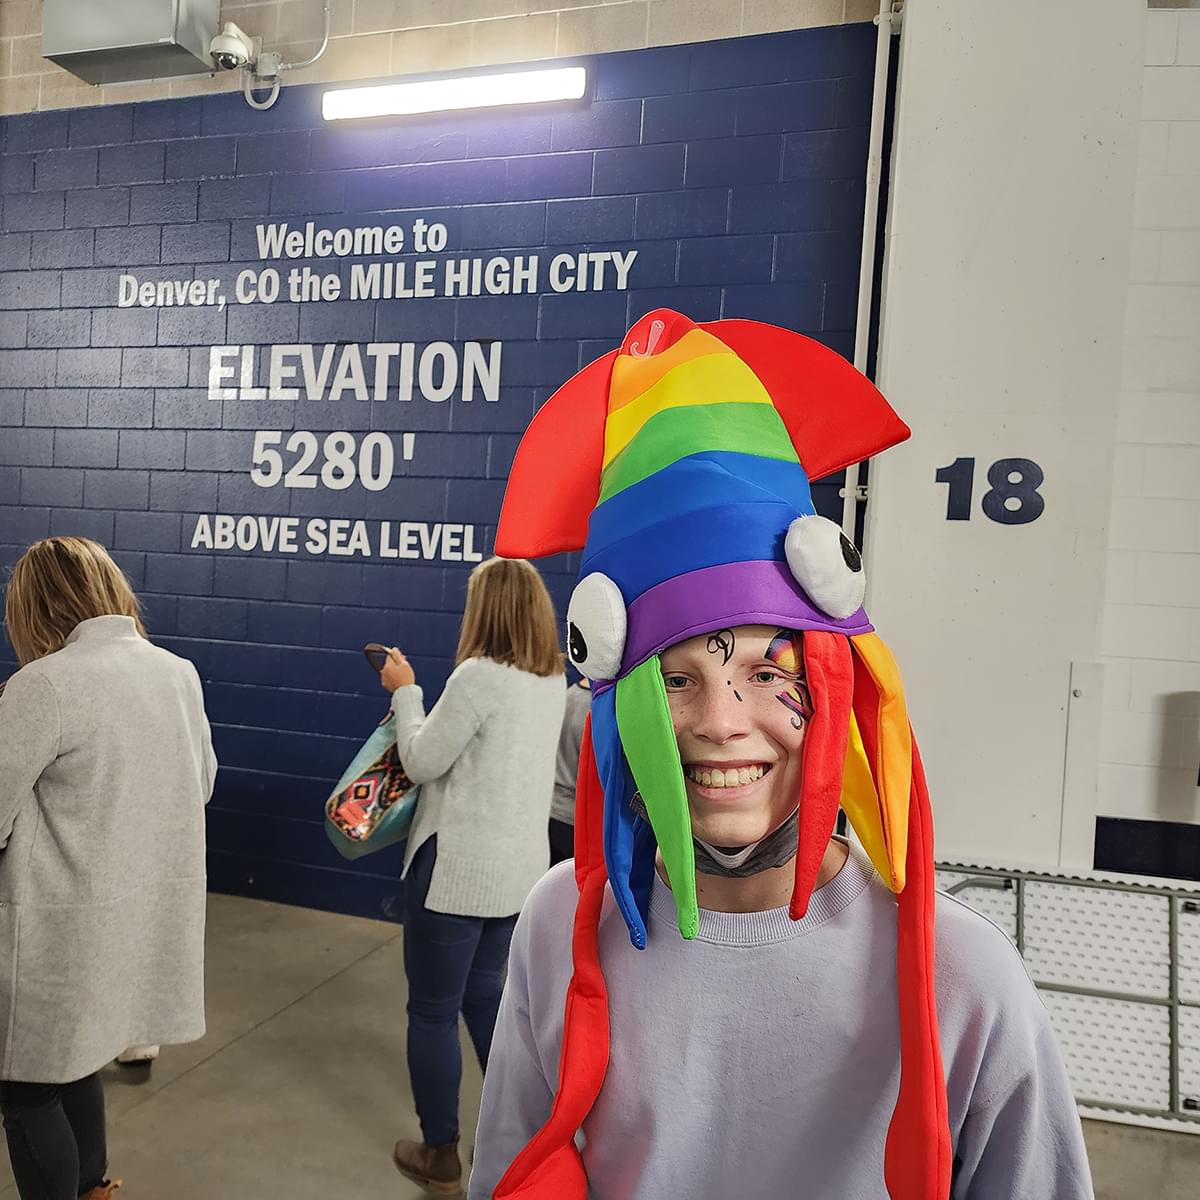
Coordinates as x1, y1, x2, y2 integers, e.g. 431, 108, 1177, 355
648, 838, 875, 946
65, 615, 140, 645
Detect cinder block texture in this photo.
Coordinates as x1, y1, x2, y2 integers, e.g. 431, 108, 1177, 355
0, 25, 875, 915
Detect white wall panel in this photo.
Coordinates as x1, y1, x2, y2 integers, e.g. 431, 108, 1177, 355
1166, 122, 1200, 173
1179, 10, 1200, 66
1145, 10, 1181, 66
869, 0, 1144, 867
1099, 9, 1200, 831
1142, 66, 1200, 121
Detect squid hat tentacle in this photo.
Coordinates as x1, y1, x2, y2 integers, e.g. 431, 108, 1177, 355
790, 630, 854, 919
842, 633, 951, 1199
616, 656, 698, 938
887, 736, 952, 1200
494, 309, 949, 1200
494, 713, 608, 1198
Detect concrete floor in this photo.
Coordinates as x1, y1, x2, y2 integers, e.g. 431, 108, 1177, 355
1, 893, 1196, 1199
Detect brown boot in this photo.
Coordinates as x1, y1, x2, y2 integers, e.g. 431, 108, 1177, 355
393, 1136, 463, 1195
80, 1182, 122, 1200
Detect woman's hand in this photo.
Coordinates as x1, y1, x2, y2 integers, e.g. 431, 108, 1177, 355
380, 647, 416, 692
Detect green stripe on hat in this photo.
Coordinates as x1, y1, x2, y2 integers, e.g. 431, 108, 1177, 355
599, 401, 796, 503
616, 657, 699, 941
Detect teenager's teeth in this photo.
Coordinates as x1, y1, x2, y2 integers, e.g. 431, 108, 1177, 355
687, 765, 766, 787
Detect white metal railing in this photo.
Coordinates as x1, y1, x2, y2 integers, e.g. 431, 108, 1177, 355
939, 864, 1200, 1126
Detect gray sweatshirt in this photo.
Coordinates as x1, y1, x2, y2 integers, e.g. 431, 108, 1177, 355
394, 657, 565, 919
470, 844, 1094, 1200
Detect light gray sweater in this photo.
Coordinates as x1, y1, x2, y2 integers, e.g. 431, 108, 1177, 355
471, 844, 1095, 1200
0, 616, 216, 1082
394, 657, 566, 918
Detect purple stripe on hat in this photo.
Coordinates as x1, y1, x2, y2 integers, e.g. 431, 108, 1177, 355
619, 559, 873, 677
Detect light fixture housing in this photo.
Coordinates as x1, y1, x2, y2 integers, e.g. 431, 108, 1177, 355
322, 64, 588, 122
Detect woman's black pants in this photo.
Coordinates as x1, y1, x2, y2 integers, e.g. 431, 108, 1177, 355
0, 1073, 106, 1199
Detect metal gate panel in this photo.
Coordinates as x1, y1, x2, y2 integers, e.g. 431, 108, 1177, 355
1041, 991, 1171, 1111
936, 870, 1018, 939
1178, 901, 1200, 1006
1024, 882, 1170, 999
939, 860, 1200, 1130
1180, 1005, 1200, 1111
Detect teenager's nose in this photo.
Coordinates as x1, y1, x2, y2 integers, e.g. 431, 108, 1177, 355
692, 682, 751, 743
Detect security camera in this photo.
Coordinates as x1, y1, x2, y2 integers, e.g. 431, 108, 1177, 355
209, 23, 257, 72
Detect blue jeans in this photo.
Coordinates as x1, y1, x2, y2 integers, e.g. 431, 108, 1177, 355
403, 836, 517, 1145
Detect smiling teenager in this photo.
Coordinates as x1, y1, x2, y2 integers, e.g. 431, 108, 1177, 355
658, 625, 848, 916
468, 311, 1094, 1200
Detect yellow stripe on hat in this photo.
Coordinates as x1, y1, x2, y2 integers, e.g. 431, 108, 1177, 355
608, 327, 731, 413
849, 632, 911, 892
840, 711, 897, 892
602, 351, 774, 469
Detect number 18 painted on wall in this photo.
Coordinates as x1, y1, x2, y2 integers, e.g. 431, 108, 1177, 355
935, 457, 1045, 524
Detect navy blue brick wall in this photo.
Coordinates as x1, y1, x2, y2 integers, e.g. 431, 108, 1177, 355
0, 25, 875, 920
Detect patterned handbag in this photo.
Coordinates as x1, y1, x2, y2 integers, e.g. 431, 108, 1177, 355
324, 712, 419, 860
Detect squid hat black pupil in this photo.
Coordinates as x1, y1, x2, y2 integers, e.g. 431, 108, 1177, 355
568, 622, 588, 664
840, 533, 863, 573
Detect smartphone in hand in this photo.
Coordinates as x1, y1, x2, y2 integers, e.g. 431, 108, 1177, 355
363, 643, 390, 673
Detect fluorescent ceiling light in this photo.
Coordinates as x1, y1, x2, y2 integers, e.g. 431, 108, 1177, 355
322, 65, 587, 121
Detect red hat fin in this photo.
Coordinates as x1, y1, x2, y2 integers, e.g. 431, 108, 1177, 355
700, 319, 910, 481
494, 351, 616, 558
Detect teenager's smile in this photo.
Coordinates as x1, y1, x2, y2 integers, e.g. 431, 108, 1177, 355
682, 761, 774, 796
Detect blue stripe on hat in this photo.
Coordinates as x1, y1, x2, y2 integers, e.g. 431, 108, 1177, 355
581, 453, 816, 604
590, 684, 653, 949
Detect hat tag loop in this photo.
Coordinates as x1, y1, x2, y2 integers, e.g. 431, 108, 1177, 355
629, 318, 666, 357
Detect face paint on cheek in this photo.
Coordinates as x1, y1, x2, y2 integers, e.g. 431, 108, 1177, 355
777, 678, 814, 730
765, 629, 814, 731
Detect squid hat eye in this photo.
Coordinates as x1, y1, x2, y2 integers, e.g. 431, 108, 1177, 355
566, 572, 627, 680
784, 515, 866, 620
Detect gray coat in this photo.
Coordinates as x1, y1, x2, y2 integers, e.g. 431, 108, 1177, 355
0, 616, 216, 1082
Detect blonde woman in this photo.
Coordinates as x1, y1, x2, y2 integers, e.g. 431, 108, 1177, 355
0, 538, 216, 1200
381, 557, 565, 1195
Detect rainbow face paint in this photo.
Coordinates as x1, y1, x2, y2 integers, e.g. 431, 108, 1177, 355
765, 629, 814, 730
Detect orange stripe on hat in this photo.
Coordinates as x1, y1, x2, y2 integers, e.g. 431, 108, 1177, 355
607, 326, 732, 414
601, 351, 773, 470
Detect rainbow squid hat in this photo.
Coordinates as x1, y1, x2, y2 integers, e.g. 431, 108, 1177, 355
494, 309, 951, 1200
